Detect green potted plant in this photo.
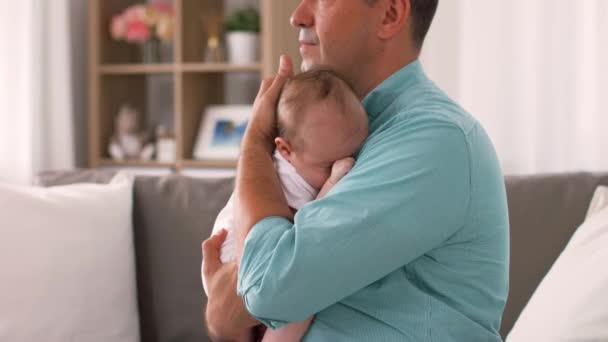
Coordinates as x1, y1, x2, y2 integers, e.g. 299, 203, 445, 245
224, 8, 260, 64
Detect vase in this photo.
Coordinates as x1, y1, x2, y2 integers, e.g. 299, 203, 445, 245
141, 40, 173, 64
226, 32, 259, 64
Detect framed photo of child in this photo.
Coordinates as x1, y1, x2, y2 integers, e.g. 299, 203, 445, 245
193, 105, 251, 160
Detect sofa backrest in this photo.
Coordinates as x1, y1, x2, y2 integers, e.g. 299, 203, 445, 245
36, 170, 608, 340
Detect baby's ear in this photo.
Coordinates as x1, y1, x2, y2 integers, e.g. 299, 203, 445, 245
274, 137, 292, 162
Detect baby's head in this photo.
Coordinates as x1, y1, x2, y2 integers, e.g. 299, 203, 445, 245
275, 69, 369, 189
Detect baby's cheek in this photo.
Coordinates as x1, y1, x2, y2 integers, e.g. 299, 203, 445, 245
302, 167, 329, 190
315, 169, 333, 189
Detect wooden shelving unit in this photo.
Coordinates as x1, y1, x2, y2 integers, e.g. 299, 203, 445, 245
180, 63, 262, 73
88, 0, 301, 170
99, 64, 176, 74
98, 158, 176, 168
180, 159, 238, 169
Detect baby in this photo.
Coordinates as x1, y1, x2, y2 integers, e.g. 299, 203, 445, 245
204, 68, 369, 342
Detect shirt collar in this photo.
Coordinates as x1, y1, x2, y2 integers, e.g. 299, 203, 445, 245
362, 59, 427, 123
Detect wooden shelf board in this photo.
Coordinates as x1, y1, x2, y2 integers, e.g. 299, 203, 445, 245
98, 158, 175, 168
99, 64, 176, 74
98, 63, 262, 74
180, 63, 262, 73
181, 159, 238, 168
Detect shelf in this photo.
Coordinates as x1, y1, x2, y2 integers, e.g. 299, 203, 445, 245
181, 159, 238, 168
99, 159, 176, 168
180, 63, 262, 73
99, 64, 176, 74
89, 0, 302, 171
98, 159, 237, 169
98, 63, 262, 75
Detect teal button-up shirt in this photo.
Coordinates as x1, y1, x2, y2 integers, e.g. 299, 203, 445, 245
237, 60, 509, 341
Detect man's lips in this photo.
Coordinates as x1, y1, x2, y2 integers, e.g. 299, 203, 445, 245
299, 41, 317, 55
299, 40, 317, 46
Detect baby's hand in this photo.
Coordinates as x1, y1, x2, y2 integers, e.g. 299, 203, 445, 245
329, 157, 356, 185
316, 157, 356, 199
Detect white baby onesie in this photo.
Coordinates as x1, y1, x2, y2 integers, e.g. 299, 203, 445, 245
203, 150, 318, 295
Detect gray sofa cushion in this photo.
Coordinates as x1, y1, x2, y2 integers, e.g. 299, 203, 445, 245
37, 171, 234, 342
132, 176, 233, 342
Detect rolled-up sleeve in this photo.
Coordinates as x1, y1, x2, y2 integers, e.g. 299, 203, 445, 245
237, 115, 472, 330
237, 216, 294, 329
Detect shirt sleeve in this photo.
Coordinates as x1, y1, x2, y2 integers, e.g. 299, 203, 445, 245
237, 115, 472, 330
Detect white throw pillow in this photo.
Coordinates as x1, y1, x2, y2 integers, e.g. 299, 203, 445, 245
586, 185, 608, 219
0, 173, 140, 342
507, 204, 608, 341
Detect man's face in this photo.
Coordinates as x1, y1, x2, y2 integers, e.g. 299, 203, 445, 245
291, 0, 378, 75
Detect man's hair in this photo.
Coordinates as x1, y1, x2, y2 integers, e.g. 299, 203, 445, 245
366, 0, 439, 49
277, 68, 363, 149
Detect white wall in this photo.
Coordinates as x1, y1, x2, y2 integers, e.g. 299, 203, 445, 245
421, 1, 608, 175
420, 0, 462, 101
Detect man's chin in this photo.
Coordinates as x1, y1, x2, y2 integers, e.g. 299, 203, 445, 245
301, 60, 313, 72
301, 59, 324, 72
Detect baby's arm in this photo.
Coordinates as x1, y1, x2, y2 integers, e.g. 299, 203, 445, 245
316, 157, 356, 199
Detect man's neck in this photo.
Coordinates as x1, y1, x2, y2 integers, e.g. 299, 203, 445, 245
353, 53, 420, 100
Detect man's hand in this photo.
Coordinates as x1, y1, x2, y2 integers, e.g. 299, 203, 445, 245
243, 55, 294, 149
233, 56, 295, 262
202, 229, 258, 340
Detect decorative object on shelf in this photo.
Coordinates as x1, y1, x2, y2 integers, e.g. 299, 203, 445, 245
108, 105, 155, 161
224, 8, 260, 64
155, 125, 176, 163
202, 12, 225, 63
193, 105, 251, 160
110, 2, 175, 63
204, 35, 226, 63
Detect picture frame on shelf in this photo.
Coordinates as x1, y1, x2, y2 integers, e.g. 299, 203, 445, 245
193, 105, 251, 160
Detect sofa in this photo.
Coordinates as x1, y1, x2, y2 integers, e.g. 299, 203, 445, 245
35, 170, 608, 341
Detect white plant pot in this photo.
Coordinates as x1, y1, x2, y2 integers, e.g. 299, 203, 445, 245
226, 32, 259, 64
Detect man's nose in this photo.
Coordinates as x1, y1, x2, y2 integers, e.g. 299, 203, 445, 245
290, 0, 313, 28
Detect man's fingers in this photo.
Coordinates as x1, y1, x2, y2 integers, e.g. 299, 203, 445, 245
267, 55, 294, 98
202, 229, 228, 277
255, 77, 275, 101
255, 55, 294, 102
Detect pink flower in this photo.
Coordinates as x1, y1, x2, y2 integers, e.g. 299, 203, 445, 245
126, 20, 151, 43
124, 5, 147, 22
152, 2, 173, 15
110, 15, 127, 40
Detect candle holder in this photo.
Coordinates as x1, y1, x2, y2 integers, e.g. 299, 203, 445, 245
204, 35, 225, 63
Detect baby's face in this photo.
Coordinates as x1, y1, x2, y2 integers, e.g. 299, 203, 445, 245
290, 146, 335, 190
283, 101, 366, 189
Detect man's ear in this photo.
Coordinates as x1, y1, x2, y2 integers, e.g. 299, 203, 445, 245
377, 0, 410, 40
274, 137, 293, 162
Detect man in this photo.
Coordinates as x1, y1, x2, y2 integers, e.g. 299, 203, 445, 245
202, 0, 509, 341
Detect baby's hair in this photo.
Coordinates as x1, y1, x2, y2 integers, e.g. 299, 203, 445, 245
277, 68, 363, 150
